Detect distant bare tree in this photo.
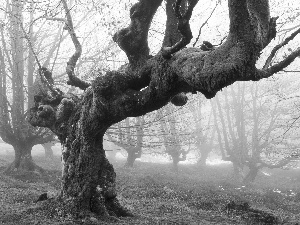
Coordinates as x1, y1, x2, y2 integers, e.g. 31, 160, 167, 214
213, 82, 299, 183
107, 116, 145, 167
0, 0, 55, 174
188, 97, 215, 166
158, 107, 191, 171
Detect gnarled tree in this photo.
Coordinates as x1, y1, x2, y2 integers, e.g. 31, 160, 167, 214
28, 0, 300, 220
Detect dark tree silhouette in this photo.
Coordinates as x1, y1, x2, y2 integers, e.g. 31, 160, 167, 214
28, 0, 300, 220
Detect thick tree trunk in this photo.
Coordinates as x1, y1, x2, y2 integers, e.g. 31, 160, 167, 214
4, 143, 43, 174
58, 124, 131, 218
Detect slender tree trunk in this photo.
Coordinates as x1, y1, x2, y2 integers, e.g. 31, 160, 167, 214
243, 165, 259, 184
197, 151, 209, 166
171, 155, 179, 172
43, 143, 54, 159
232, 162, 243, 181
197, 143, 210, 166
125, 150, 137, 167
4, 143, 43, 174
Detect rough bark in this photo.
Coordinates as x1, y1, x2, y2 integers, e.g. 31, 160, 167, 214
27, 0, 300, 220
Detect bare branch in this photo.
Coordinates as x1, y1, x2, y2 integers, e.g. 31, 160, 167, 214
44, 17, 67, 23
193, 1, 219, 47
61, 0, 90, 90
263, 26, 300, 69
256, 47, 300, 80
259, 156, 299, 169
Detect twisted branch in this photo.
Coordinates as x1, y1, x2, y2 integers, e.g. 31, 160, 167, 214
61, 0, 90, 90
162, 0, 199, 58
113, 0, 162, 65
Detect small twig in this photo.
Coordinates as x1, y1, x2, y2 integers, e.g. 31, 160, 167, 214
218, 35, 227, 45
282, 70, 300, 73
193, 1, 219, 47
43, 17, 67, 23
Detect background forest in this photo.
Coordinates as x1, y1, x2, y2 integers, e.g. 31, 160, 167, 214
0, 0, 300, 224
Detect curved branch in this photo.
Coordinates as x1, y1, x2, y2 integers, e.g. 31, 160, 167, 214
61, 0, 90, 90
162, 0, 199, 58
113, 0, 163, 65
228, 0, 275, 49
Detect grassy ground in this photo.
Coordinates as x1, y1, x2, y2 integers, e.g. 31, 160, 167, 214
0, 153, 300, 224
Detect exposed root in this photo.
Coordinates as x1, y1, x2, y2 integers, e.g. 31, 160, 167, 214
30, 196, 133, 223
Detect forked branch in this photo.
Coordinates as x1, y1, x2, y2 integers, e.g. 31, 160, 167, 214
162, 0, 199, 58
263, 26, 300, 69
113, 0, 163, 65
